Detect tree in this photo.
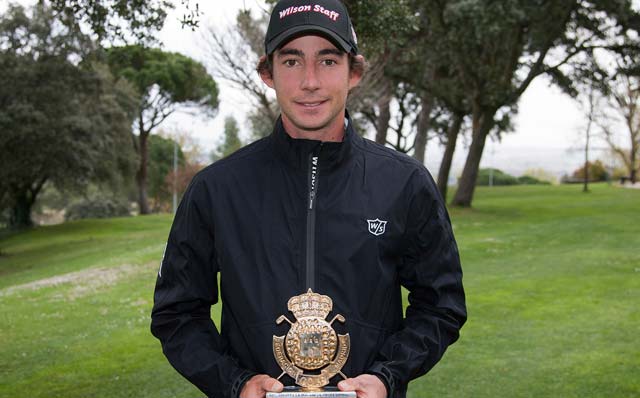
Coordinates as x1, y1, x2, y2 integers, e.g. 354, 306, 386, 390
211, 116, 244, 162
345, 0, 472, 190
580, 86, 600, 192
0, 4, 137, 227
43, 0, 201, 44
105, 45, 218, 214
600, 72, 640, 183
148, 134, 185, 211
163, 161, 203, 210
571, 160, 609, 182
436, 111, 466, 200
439, 0, 640, 207
202, 9, 279, 140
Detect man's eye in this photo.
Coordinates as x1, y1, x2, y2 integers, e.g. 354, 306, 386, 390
322, 59, 337, 66
284, 59, 298, 67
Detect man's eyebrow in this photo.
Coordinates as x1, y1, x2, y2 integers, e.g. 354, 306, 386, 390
318, 48, 344, 57
276, 48, 345, 58
277, 48, 304, 58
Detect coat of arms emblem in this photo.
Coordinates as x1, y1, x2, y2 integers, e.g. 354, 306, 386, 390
272, 289, 350, 390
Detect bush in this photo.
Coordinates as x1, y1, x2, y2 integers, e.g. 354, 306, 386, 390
571, 160, 609, 182
476, 168, 519, 186
522, 168, 558, 184
517, 175, 551, 185
65, 197, 130, 221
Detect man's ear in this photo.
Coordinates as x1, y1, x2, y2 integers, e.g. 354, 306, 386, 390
258, 55, 275, 89
348, 54, 365, 90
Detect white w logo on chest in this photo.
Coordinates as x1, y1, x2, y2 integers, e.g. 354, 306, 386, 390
367, 218, 387, 236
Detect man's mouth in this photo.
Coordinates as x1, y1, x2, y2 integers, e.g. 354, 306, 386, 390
296, 100, 328, 108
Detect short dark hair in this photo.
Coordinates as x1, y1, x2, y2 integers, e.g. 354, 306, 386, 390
257, 52, 366, 79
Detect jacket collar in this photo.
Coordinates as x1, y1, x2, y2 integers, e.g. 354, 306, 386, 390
271, 111, 355, 172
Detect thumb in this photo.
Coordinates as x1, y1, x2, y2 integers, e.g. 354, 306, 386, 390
264, 378, 284, 392
338, 379, 355, 391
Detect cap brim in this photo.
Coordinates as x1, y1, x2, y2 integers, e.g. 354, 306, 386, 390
266, 25, 354, 55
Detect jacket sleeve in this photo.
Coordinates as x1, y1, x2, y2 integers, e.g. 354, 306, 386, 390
150, 175, 256, 398
367, 169, 467, 396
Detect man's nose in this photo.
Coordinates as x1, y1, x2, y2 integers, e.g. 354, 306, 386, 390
300, 64, 320, 91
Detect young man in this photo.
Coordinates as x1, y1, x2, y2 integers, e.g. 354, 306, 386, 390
151, 1, 466, 398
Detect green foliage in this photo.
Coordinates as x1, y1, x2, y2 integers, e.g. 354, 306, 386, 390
46, 0, 174, 44
476, 168, 518, 186
105, 45, 219, 113
212, 116, 244, 162
148, 135, 185, 208
65, 197, 130, 221
572, 160, 610, 182
105, 44, 218, 214
342, 0, 414, 55
0, 4, 137, 227
476, 169, 551, 186
517, 175, 551, 185
1, 185, 639, 397
247, 111, 276, 141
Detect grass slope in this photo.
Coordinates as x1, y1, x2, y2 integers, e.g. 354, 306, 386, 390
0, 184, 638, 398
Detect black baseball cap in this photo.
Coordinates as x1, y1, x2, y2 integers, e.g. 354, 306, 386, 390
265, 0, 359, 55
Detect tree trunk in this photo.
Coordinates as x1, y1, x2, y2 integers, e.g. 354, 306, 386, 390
451, 108, 494, 207
630, 142, 637, 184
583, 90, 595, 193
437, 113, 464, 202
413, 91, 434, 164
375, 79, 392, 145
137, 129, 151, 215
10, 191, 34, 228
583, 129, 590, 193
9, 178, 46, 228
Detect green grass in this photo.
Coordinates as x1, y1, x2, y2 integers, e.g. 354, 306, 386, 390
1, 184, 638, 398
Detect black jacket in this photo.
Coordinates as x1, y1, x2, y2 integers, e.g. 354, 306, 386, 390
151, 116, 466, 398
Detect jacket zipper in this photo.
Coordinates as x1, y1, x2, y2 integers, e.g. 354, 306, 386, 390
305, 145, 321, 290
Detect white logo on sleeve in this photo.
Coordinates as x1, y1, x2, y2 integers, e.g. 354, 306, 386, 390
158, 243, 167, 277
367, 219, 387, 236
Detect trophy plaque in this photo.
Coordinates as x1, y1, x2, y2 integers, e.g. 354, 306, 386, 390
267, 289, 356, 398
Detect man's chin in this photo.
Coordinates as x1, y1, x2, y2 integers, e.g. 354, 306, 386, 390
289, 116, 331, 132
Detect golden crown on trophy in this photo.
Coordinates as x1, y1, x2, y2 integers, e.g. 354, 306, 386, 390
287, 289, 333, 319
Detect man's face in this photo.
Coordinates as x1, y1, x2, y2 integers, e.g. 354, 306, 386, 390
260, 35, 362, 140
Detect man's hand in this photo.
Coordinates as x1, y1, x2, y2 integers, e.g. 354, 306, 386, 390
240, 374, 284, 398
338, 374, 387, 398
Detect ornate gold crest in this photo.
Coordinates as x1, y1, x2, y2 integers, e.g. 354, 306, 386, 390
273, 289, 350, 390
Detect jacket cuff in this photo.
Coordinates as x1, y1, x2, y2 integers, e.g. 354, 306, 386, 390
366, 363, 395, 398
230, 369, 258, 398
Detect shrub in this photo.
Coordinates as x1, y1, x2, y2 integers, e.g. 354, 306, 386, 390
476, 168, 519, 186
522, 168, 558, 184
517, 175, 551, 185
65, 197, 130, 221
571, 160, 609, 182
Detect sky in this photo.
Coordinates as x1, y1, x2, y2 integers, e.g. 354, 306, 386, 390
3, 0, 621, 179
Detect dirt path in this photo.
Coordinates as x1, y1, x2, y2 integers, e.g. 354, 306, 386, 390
0, 262, 155, 298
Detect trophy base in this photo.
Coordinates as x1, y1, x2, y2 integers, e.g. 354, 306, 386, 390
267, 386, 356, 398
